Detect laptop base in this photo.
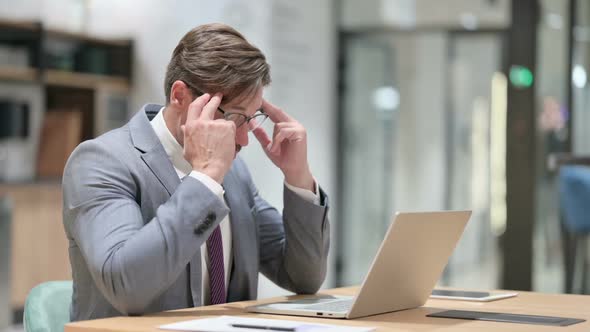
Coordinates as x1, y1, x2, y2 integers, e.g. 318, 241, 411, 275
247, 295, 352, 319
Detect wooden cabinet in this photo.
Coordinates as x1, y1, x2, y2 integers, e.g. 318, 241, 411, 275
0, 18, 133, 312
0, 183, 70, 308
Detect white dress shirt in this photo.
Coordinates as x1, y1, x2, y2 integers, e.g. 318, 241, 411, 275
150, 108, 319, 305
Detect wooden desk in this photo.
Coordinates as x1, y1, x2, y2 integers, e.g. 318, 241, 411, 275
65, 287, 590, 331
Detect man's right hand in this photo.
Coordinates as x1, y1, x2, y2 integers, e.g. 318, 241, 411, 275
182, 93, 236, 183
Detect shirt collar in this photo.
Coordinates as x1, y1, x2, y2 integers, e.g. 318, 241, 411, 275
150, 107, 192, 175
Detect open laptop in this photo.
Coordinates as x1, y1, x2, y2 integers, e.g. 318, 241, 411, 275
247, 210, 471, 319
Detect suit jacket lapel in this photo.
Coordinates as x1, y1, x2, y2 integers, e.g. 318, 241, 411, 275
129, 104, 180, 195
129, 105, 202, 304
141, 152, 179, 195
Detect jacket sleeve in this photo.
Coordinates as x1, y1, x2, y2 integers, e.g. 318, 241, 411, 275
234, 159, 330, 294
62, 140, 229, 315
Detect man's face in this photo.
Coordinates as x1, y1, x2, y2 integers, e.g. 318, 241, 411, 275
180, 86, 264, 158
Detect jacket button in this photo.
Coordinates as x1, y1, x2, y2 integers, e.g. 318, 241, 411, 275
206, 212, 216, 224
194, 212, 217, 235
194, 224, 202, 235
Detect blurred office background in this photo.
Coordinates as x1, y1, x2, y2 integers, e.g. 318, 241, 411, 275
1, 0, 590, 330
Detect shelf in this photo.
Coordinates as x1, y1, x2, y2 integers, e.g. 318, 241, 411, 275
44, 69, 130, 92
0, 67, 130, 91
0, 19, 40, 31
46, 28, 131, 47
0, 66, 39, 82
0, 19, 132, 88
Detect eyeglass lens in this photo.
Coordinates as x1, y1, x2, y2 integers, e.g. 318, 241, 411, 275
224, 112, 269, 132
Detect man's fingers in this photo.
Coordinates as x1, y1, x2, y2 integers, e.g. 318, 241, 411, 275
187, 93, 211, 120
262, 99, 292, 123
253, 127, 272, 148
270, 128, 300, 154
201, 93, 223, 120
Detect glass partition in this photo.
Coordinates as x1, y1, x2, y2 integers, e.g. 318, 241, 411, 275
338, 31, 506, 289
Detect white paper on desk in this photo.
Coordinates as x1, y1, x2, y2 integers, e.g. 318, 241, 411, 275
159, 315, 375, 332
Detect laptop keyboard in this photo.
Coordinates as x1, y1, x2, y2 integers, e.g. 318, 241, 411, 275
300, 299, 354, 312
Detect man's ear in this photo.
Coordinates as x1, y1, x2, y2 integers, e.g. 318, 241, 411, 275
170, 80, 192, 107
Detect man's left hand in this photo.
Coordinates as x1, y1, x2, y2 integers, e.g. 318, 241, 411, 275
252, 99, 315, 192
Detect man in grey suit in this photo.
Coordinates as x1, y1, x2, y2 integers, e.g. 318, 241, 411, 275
62, 23, 330, 321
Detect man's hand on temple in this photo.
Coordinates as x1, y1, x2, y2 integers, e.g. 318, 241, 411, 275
252, 99, 315, 192
182, 93, 236, 183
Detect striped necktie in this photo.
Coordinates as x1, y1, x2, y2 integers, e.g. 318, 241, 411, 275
207, 225, 226, 304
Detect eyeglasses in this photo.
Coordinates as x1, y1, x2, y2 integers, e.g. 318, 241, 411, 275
216, 107, 269, 132
184, 81, 269, 132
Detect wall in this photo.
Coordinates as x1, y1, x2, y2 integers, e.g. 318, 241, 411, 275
243, 0, 337, 296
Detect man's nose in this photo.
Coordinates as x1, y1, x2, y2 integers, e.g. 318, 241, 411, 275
236, 124, 249, 147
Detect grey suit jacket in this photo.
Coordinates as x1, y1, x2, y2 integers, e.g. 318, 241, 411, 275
62, 104, 330, 321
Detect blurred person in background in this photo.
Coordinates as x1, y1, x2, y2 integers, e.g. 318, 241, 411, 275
62, 23, 330, 321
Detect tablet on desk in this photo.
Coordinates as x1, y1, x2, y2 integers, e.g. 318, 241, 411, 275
430, 289, 518, 302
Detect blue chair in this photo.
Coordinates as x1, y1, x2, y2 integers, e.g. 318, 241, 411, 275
559, 165, 590, 293
24, 281, 73, 332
